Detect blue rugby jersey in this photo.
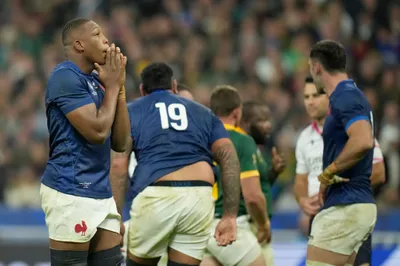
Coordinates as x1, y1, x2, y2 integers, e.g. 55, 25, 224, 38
127, 90, 228, 198
322, 79, 375, 209
42, 61, 112, 199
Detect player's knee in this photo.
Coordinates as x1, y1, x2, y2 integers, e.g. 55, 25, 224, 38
50, 249, 88, 266
167, 260, 199, 266
87, 245, 123, 266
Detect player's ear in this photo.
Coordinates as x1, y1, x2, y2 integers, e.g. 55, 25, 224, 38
139, 84, 146, 96
171, 79, 178, 94
73, 40, 84, 53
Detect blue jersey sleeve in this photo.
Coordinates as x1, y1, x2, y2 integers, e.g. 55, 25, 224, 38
209, 114, 229, 145
333, 92, 371, 131
47, 69, 94, 115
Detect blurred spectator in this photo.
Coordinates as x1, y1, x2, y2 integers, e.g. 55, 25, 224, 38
0, 0, 398, 209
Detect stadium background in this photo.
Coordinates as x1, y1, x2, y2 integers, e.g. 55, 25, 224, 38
0, 0, 399, 265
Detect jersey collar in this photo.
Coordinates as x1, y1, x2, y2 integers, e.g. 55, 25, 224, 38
223, 124, 247, 134
331, 79, 355, 97
311, 121, 322, 135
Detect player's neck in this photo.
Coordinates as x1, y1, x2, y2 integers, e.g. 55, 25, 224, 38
66, 56, 94, 74
219, 117, 236, 127
324, 73, 349, 97
316, 118, 325, 128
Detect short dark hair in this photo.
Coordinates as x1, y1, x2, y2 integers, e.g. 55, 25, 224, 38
305, 76, 314, 83
210, 85, 241, 117
310, 40, 346, 73
62, 18, 91, 46
140, 62, 174, 94
242, 101, 263, 123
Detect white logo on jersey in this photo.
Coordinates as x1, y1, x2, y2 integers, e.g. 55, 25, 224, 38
87, 81, 97, 96
79, 182, 91, 189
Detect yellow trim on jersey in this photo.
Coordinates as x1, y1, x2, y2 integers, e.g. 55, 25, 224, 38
240, 170, 260, 179
212, 183, 218, 200
223, 124, 247, 135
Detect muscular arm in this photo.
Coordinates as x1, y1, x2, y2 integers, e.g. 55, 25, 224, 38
332, 120, 374, 173
66, 88, 120, 144
294, 173, 309, 203
211, 138, 240, 218
241, 177, 268, 227
111, 86, 130, 152
110, 138, 132, 215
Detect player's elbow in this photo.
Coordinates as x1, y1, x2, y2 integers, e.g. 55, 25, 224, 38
110, 157, 129, 175
356, 135, 374, 153
88, 132, 108, 145
243, 188, 265, 206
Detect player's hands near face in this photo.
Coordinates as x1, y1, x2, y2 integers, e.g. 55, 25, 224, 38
119, 53, 127, 87
214, 216, 237, 246
94, 43, 124, 90
256, 219, 272, 244
272, 147, 286, 174
299, 195, 320, 216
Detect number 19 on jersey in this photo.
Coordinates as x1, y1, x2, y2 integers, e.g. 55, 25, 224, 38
155, 102, 188, 131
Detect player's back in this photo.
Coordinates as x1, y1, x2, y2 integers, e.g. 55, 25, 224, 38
128, 90, 220, 197
323, 79, 375, 208
42, 61, 111, 199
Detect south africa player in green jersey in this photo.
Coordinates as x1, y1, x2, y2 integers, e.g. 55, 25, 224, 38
202, 85, 268, 266
240, 101, 286, 266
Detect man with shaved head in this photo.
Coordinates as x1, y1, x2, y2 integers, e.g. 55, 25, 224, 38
40, 18, 130, 265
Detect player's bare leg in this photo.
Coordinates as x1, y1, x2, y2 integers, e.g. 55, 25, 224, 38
168, 247, 201, 265
127, 251, 161, 265
306, 245, 353, 266
200, 256, 222, 266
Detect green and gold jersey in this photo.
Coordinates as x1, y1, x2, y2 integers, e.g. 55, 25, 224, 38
213, 124, 260, 218
255, 147, 273, 218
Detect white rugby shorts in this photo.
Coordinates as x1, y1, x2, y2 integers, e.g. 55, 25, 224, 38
40, 184, 120, 243
308, 203, 377, 255
205, 216, 262, 266
127, 186, 214, 260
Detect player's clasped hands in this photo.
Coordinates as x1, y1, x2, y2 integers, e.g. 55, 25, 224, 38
214, 216, 237, 246
94, 43, 128, 90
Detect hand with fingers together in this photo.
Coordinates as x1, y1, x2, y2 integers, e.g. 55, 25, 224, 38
94, 43, 125, 91
214, 216, 237, 246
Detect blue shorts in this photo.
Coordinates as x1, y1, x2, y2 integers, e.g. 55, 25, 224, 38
354, 234, 372, 265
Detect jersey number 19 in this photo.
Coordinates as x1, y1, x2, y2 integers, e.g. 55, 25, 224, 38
155, 102, 188, 131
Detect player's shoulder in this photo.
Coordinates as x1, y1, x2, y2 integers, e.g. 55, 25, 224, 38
48, 61, 82, 82
332, 79, 366, 102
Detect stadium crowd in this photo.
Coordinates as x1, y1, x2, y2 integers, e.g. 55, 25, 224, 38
0, 0, 398, 210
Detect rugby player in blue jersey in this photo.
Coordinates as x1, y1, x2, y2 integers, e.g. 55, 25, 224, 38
41, 18, 130, 265
306, 40, 377, 266
110, 63, 240, 266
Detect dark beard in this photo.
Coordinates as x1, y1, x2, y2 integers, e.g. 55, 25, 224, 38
249, 124, 267, 145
